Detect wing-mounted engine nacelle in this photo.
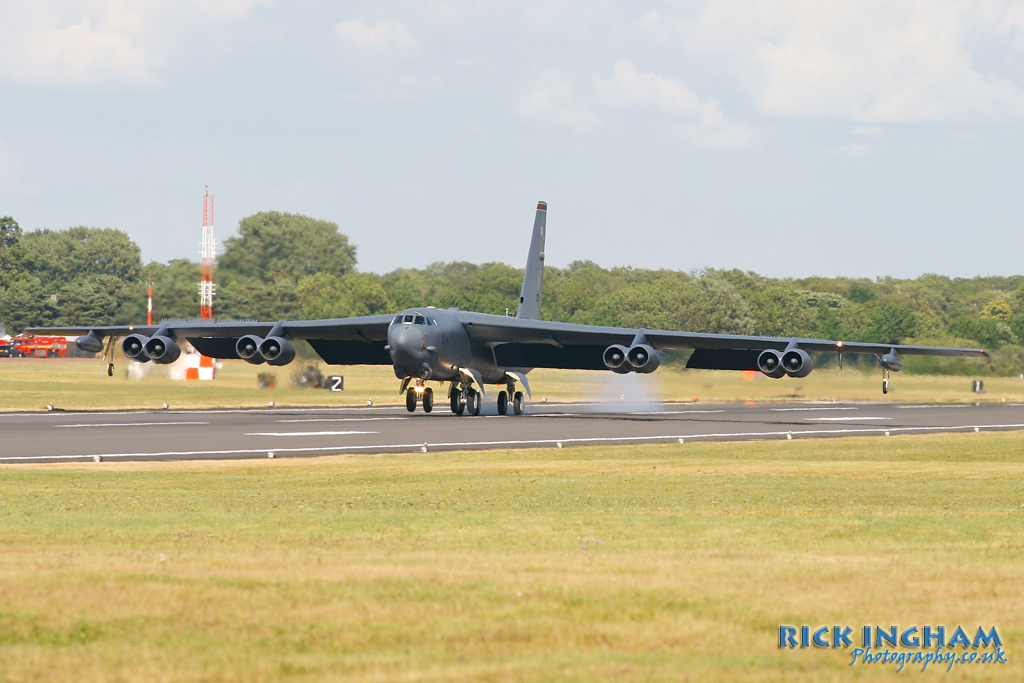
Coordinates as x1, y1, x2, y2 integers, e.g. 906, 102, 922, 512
122, 334, 151, 362
259, 336, 295, 366
236, 335, 266, 364
627, 344, 660, 373
144, 335, 181, 365
75, 332, 105, 354
603, 344, 631, 374
757, 349, 787, 378
781, 348, 813, 378
880, 352, 904, 372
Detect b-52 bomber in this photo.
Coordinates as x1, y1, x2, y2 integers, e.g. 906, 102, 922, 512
31, 202, 988, 415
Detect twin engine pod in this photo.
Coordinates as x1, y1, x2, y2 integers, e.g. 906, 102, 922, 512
757, 347, 813, 378
236, 335, 295, 366
121, 333, 181, 365
602, 344, 661, 374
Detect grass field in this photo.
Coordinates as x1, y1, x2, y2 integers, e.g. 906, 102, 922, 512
1, 355, 1020, 412
1, 432, 1022, 681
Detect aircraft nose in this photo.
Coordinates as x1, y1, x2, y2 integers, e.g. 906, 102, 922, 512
388, 325, 426, 368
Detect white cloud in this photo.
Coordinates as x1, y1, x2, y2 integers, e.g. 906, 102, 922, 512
335, 20, 419, 54
0, 1, 269, 87
26, 18, 156, 86
517, 72, 600, 130
593, 59, 701, 114
593, 59, 754, 148
677, 0, 1024, 124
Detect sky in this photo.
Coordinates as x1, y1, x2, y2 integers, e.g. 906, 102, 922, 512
2, 1, 1024, 280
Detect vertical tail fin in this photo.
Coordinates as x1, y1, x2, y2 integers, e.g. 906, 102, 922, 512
516, 201, 547, 319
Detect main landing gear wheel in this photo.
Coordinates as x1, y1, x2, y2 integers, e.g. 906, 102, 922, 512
422, 387, 433, 413
406, 389, 417, 412
466, 388, 481, 416
497, 391, 508, 415
512, 391, 524, 415
450, 389, 465, 415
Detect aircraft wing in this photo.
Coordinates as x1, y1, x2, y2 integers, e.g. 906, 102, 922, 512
26, 315, 395, 365
454, 311, 989, 371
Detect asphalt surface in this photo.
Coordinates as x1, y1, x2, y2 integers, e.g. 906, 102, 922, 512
3, 400, 1024, 463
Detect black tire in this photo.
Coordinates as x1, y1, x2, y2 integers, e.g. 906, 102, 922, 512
513, 391, 524, 415
422, 387, 433, 413
107, 363, 115, 377
406, 389, 417, 412
497, 391, 508, 415
467, 389, 481, 416
451, 389, 466, 415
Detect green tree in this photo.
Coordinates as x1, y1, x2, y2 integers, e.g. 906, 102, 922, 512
56, 275, 133, 326
868, 301, 919, 345
21, 227, 142, 283
608, 274, 755, 334
215, 272, 300, 321
219, 212, 357, 283
297, 272, 395, 319
0, 215, 24, 287
146, 259, 202, 321
980, 299, 1012, 321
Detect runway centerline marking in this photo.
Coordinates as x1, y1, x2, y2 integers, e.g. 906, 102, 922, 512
54, 422, 210, 428
245, 430, 378, 437
805, 416, 892, 421
274, 418, 407, 423
771, 407, 856, 412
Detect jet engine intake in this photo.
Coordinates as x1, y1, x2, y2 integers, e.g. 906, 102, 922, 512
259, 336, 295, 366
880, 352, 904, 372
122, 334, 151, 362
144, 335, 181, 365
627, 344, 660, 373
603, 344, 631, 374
236, 335, 265, 364
757, 349, 787, 378
781, 348, 813, 378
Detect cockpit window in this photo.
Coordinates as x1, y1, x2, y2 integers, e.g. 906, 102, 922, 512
428, 317, 437, 325
392, 316, 401, 325
402, 314, 413, 323
414, 315, 425, 325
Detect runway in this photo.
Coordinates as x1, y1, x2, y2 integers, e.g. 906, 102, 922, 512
3, 400, 1024, 463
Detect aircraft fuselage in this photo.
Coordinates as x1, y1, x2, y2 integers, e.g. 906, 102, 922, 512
387, 308, 516, 384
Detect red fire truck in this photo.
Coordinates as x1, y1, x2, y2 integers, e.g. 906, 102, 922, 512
9, 335, 68, 358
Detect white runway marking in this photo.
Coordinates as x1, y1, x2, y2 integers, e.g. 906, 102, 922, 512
274, 417, 407, 423
897, 405, 970, 409
805, 416, 892, 421
245, 430, 378, 437
6, 423, 1024, 462
627, 410, 726, 415
54, 422, 209, 429
771, 407, 856, 412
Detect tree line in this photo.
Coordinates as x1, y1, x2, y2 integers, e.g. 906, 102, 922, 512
2, 212, 1022, 375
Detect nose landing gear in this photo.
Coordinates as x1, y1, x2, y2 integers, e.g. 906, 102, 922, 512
404, 380, 433, 412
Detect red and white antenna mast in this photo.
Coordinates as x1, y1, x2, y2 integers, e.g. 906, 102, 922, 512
199, 186, 216, 320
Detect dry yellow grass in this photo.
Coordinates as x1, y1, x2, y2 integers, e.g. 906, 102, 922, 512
1, 433, 1022, 681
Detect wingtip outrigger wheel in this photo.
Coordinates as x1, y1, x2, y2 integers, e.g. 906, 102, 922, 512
882, 368, 889, 395
107, 363, 114, 377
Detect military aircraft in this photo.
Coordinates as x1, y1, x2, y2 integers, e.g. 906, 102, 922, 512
29, 201, 988, 415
